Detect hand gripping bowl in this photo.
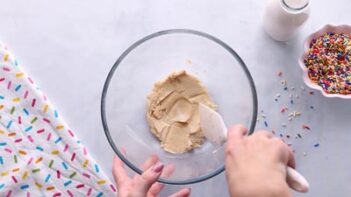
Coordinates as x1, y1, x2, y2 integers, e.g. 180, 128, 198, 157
101, 29, 258, 184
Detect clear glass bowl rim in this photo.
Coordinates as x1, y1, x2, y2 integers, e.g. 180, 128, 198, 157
101, 29, 258, 185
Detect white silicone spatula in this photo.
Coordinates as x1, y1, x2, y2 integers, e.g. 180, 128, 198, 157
199, 103, 309, 193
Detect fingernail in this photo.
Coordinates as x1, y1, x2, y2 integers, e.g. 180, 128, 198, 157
152, 162, 164, 173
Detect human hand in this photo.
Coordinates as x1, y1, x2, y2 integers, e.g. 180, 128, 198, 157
225, 125, 295, 197
113, 154, 191, 197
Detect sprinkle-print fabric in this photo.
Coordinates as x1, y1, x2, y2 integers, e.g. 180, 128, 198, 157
0, 42, 116, 196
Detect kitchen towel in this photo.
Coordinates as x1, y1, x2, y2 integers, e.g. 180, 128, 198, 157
0, 42, 116, 197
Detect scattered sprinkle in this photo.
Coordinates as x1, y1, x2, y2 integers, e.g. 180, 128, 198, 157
264, 121, 268, 127
302, 124, 311, 130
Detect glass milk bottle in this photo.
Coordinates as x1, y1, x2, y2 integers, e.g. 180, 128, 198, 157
263, 0, 310, 41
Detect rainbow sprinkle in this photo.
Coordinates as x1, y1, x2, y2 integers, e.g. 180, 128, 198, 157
304, 33, 351, 95
0, 42, 116, 196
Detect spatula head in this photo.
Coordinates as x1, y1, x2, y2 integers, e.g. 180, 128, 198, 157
199, 103, 227, 145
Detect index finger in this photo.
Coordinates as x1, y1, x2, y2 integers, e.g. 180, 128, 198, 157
227, 125, 248, 142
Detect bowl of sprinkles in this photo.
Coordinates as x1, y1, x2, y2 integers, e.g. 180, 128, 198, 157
299, 24, 351, 99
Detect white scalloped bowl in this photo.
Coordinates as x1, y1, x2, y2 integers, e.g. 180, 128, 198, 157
299, 24, 351, 99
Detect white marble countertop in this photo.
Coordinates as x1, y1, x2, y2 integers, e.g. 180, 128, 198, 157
1, 0, 350, 196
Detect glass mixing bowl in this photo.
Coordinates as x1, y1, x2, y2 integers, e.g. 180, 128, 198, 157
101, 29, 258, 185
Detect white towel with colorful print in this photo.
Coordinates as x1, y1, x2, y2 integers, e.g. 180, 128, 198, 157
0, 42, 116, 197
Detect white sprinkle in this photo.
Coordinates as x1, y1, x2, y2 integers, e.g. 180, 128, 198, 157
275, 93, 281, 98
291, 86, 295, 90
281, 80, 287, 86
281, 123, 287, 127
288, 117, 293, 121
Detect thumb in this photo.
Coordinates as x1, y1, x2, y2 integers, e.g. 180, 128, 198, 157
135, 162, 164, 194
168, 188, 191, 197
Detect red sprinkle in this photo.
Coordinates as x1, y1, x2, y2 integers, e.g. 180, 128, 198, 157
302, 124, 311, 130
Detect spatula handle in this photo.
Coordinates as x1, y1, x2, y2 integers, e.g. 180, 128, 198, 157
286, 167, 309, 193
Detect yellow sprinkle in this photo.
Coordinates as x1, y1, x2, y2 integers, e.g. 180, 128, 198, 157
22, 171, 28, 180
0, 105, 4, 110
46, 186, 55, 191
0, 130, 5, 134
83, 160, 89, 168
8, 132, 16, 137
4, 53, 9, 61
97, 180, 106, 185
1, 171, 9, 176
55, 125, 64, 130
12, 168, 20, 172
51, 150, 59, 155
19, 150, 27, 155
35, 182, 42, 189
12, 97, 20, 102
35, 157, 43, 164
16, 72, 24, 78
43, 104, 49, 113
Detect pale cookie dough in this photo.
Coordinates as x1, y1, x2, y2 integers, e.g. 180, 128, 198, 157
147, 70, 216, 154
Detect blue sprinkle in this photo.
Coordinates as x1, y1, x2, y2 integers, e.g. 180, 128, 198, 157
96, 192, 103, 197
36, 146, 44, 151
62, 162, 68, 170
274, 98, 278, 102
6, 120, 13, 129
0, 156, 3, 165
54, 110, 58, 118
284, 87, 288, 91
310, 106, 314, 109
20, 184, 29, 190
314, 143, 320, 147
0, 183, 5, 189
77, 140, 81, 144
280, 134, 283, 138
14, 60, 18, 66
25, 126, 33, 132
45, 174, 51, 183
290, 100, 294, 104
23, 108, 29, 116
264, 121, 268, 127
0, 142, 7, 146
15, 84, 21, 91
0, 96, 4, 99
95, 164, 99, 173
54, 137, 62, 144
64, 180, 72, 187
